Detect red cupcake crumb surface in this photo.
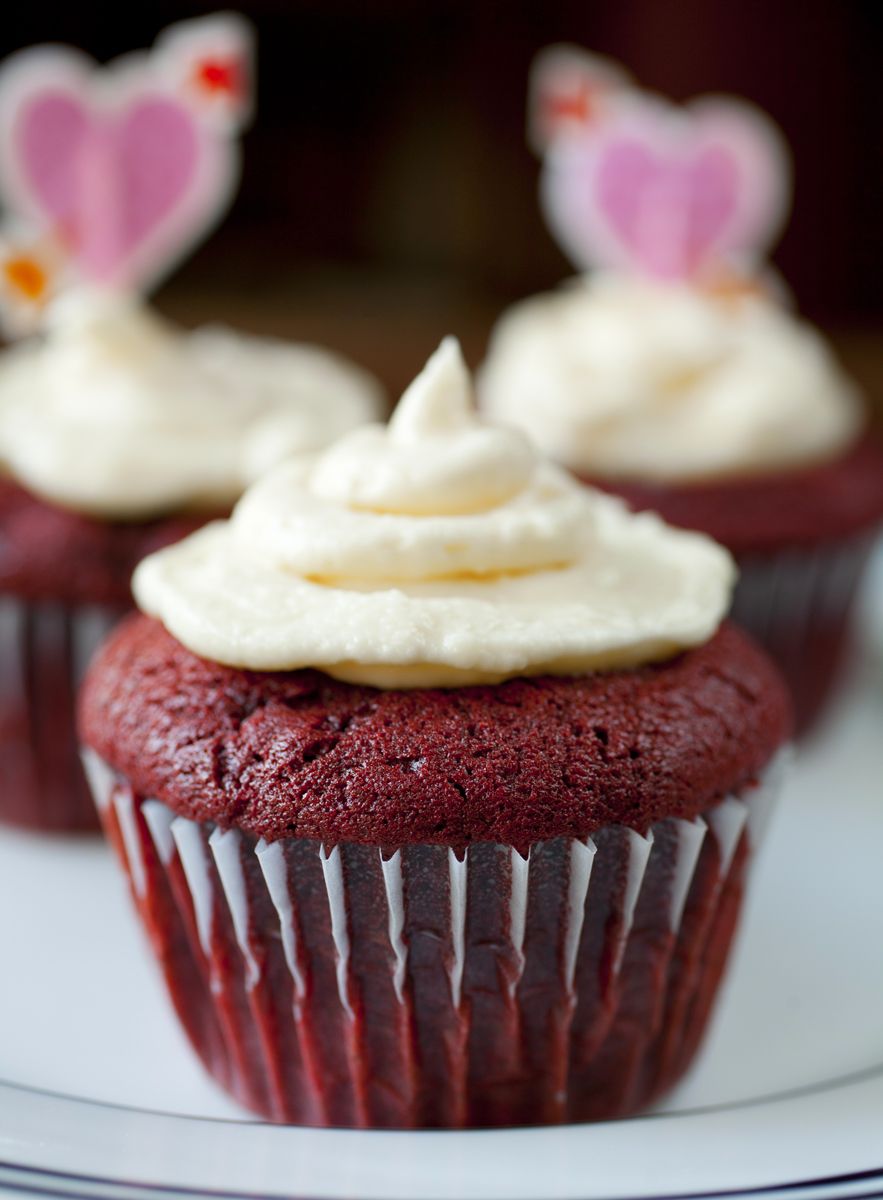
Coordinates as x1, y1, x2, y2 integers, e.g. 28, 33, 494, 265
80, 615, 792, 852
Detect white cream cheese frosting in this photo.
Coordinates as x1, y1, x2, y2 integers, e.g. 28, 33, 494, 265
479, 274, 862, 483
0, 288, 383, 518
134, 337, 736, 688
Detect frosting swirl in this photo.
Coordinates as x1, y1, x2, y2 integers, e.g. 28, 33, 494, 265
0, 288, 382, 518
479, 274, 862, 483
134, 338, 736, 688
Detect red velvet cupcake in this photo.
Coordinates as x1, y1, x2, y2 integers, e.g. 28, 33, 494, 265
80, 341, 792, 1126
0, 21, 381, 831
481, 48, 883, 733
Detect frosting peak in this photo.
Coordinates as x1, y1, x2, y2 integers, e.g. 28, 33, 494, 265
135, 339, 737, 689
392, 335, 473, 434
311, 337, 535, 517
231, 338, 586, 584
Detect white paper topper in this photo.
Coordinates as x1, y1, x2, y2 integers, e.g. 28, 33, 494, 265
0, 12, 253, 313
528, 44, 631, 156
154, 13, 254, 134
0, 222, 68, 335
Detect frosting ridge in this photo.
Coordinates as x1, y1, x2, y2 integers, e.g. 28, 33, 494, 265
135, 338, 736, 688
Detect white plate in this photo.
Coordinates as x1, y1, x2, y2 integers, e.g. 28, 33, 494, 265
0, 543, 881, 1200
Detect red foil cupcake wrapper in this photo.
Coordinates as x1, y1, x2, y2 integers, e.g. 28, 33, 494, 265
733, 533, 876, 734
85, 749, 787, 1128
0, 599, 118, 831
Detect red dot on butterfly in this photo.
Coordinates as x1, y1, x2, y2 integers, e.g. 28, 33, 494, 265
194, 57, 243, 97
545, 84, 599, 124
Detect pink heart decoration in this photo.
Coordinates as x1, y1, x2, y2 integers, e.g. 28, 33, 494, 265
0, 48, 239, 290
541, 96, 790, 280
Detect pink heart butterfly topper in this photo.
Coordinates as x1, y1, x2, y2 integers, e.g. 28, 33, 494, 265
0, 15, 253, 293
528, 45, 631, 156
541, 94, 791, 281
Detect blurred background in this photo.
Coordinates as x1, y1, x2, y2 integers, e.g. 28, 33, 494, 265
3, 0, 882, 407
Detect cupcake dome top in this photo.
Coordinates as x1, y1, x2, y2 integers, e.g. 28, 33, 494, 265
80, 616, 790, 846
0, 288, 382, 518
134, 337, 735, 689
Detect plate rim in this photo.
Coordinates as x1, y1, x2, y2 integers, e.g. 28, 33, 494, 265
2, 1065, 883, 1200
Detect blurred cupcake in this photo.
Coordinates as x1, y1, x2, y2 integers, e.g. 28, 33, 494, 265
481, 47, 883, 734
80, 340, 791, 1127
0, 16, 381, 831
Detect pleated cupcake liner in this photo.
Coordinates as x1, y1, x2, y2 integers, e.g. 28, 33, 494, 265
0, 598, 118, 831
732, 532, 877, 734
85, 747, 788, 1128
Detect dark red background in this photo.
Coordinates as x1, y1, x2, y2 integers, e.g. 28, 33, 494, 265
2, 1, 882, 400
